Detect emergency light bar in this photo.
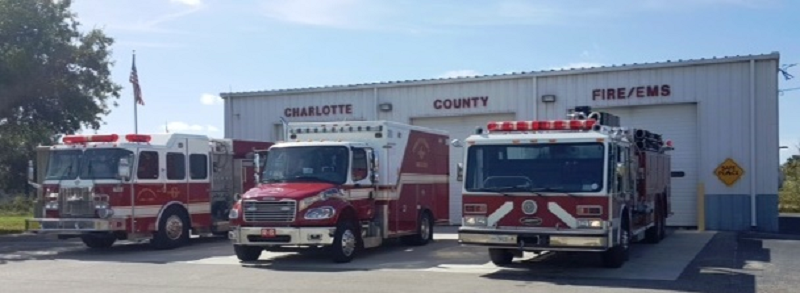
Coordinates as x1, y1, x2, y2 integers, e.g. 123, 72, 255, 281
125, 134, 152, 143
291, 124, 384, 134
62, 134, 119, 144
486, 119, 597, 132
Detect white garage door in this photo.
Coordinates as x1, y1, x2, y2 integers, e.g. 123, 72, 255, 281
597, 104, 698, 227
411, 113, 516, 224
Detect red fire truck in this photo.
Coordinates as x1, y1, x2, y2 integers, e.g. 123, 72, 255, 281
24, 133, 272, 250
454, 106, 674, 268
227, 120, 450, 263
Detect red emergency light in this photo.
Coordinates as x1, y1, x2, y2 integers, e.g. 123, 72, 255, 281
125, 134, 152, 143
486, 119, 597, 132
62, 134, 119, 144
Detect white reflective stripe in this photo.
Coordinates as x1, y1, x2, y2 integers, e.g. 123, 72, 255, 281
112, 203, 211, 217
374, 173, 449, 201
548, 202, 577, 228
348, 189, 372, 200
487, 201, 514, 226
399, 174, 449, 184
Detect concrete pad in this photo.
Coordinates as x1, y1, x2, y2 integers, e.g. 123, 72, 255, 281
182, 229, 714, 281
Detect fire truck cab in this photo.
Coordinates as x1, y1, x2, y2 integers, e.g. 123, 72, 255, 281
453, 106, 674, 268
228, 120, 450, 263
25, 133, 273, 250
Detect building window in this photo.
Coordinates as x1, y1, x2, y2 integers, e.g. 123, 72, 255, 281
167, 153, 186, 180
137, 151, 159, 180
190, 154, 208, 180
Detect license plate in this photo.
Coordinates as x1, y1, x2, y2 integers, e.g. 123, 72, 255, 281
488, 235, 515, 244
261, 228, 276, 238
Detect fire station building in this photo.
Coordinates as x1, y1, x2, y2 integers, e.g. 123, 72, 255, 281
220, 52, 781, 232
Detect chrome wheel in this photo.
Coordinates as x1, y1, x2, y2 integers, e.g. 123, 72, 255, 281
165, 215, 184, 240
420, 217, 430, 240
341, 229, 356, 256
621, 229, 630, 250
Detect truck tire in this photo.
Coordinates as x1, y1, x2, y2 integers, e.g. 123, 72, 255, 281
234, 245, 263, 261
330, 220, 359, 263
644, 206, 665, 244
150, 206, 190, 250
402, 211, 434, 246
489, 248, 514, 266
80, 234, 116, 249
602, 216, 630, 268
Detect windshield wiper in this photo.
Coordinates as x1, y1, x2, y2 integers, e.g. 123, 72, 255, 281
473, 185, 538, 196
529, 186, 577, 196
286, 175, 339, 185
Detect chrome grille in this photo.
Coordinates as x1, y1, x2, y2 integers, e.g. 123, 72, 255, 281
58, 187, 96, 218
243, 200, 296, 222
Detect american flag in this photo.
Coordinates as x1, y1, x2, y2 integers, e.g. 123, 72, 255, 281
130, 53, 144, 106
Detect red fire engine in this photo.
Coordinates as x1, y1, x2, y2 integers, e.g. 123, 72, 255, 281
454, 106, 674, 268
24, 133, 272, 250
227, 120, 450, 263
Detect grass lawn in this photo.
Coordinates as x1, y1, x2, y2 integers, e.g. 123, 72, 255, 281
0, 214, 30, 235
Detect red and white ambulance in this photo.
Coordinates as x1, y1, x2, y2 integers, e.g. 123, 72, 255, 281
25, 133, 272, 249
454, 106, 674, 268
227, 120, 450, 263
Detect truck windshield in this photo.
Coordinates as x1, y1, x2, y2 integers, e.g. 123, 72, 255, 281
261, 146, 349, 185
464, 142, 605, 193
45, 148, 134, 181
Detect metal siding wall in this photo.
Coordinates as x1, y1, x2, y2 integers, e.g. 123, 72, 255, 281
223, 56, 781, 231
376, 79, 529, 123
755, 59, 780, 232
227, 89, 375, 141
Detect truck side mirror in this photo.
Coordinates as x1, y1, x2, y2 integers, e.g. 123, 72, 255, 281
456, 163, 463, 182
367, 148, 379, 184
253, 153, 261, 183
118, 157, 132, 180
27, 160, 35, 182
616, 162, 626, 177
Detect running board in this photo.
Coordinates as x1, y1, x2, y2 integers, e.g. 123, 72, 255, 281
630, 224, 653, 242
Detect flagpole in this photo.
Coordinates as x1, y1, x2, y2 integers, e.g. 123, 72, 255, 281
133, 50, 138, 134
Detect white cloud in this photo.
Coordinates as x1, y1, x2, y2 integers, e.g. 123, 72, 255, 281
159, 122, 219, 135
170, 0, 203, 7
200, 93, 223, 105
547, 62, 605, 71
438, 70, 481, 79
260, 0, 370, 29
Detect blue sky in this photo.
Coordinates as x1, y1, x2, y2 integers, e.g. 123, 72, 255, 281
70, 0, 800, 163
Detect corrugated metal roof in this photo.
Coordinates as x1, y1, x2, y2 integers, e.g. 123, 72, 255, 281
220, 51, 780, 98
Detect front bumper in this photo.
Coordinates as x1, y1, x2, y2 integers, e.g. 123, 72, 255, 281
229, 226, 336, 247
25, 217, 127, 235
458, 226, 611, 252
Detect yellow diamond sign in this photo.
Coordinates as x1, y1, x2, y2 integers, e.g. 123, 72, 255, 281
714, 158, 745, 187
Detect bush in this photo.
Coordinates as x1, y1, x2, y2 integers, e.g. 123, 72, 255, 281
780, 191, 800, 213
0, 195, 35, 216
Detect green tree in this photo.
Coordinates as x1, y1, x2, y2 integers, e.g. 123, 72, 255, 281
0, 0, 121, 193
780, 147, 800, 212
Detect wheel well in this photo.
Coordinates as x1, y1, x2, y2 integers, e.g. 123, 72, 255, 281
336, 206, 358, 224
156, 202, 191, 231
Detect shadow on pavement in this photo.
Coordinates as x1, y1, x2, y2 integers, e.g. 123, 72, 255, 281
240, 237, 478, 272
0, 235, 233, 265
480, 231, 765, 293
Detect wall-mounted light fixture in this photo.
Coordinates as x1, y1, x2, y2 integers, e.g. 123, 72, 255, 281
379, 102, 393, 112
541, 94, 556, 103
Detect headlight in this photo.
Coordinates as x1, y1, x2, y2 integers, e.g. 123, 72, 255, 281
304, 206, 336, 220
44, 201, 59, 210
463, 216, 488, 227
95, 202, 110, 210
576, 219, 606, 229
228, 207, 239, 219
